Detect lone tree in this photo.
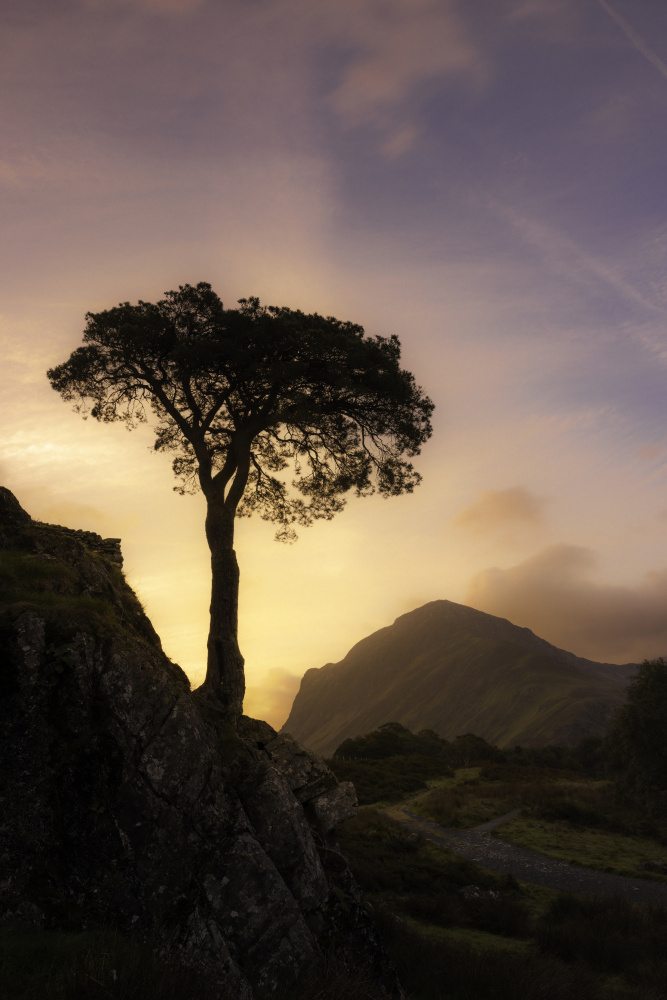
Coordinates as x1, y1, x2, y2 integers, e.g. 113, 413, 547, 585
48, 283, 434, 721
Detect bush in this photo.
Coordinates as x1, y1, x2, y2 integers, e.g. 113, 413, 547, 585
326, 755, 452, 804
608, 658, 667, 817
374, 908, 590, 1000
536, 894, 667, 977
337, 809, 502, 897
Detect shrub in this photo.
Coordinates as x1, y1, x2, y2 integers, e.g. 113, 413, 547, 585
373, 908, 590, 1000
536, 894, 667, 976
326, 755, 452, 804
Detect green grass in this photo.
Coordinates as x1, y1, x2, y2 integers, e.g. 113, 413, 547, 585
374, 901, 667, 1000
498, 814, 667, 879
406, 771, 667, 878
0, 544, 163, 645
411, 782, 517, 828
337, 808, 526, 923
0, 549, 78, 587
0, 547, 107, 614
337, 806, 667, 999
412, 920, 533, 954
336, 766, 667, 999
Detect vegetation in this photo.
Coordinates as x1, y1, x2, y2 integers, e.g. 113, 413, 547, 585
608, 657, 667, 817
48, 283, 433, 719
333, 722, 503, 766
0, 542, 158, 648
326, 755, 453, 804
0, 926, 394, 1000
336, 805, 667, 999
331, 720, 603, 774
498, 813, 667, 879
327, 719, 667, 997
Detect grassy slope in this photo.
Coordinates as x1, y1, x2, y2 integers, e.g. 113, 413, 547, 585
408, 772, 667, 879
498, 814, 667, 880
335, 763, 667, 999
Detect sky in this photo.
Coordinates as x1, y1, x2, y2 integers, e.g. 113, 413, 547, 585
3, 0, 667, 728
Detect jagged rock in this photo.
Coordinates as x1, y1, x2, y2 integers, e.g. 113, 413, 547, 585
0, 486, 31, 526
0, 488, 401, 998
263, 732, 339, 803
310, 782, 358, 836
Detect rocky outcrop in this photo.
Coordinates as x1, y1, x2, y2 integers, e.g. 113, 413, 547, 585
0, 488, 399, 997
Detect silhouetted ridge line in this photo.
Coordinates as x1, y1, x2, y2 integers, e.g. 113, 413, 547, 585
282, 600, 635, 755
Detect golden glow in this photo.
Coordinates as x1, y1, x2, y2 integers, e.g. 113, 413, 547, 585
4, 1, 667, 727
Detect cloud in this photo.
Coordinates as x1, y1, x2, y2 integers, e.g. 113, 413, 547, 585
243, 667, 302, 730
492, 201, 667, 317
326, 0, 485, 127
466, 544, 667, 663
453, 486, 547, 534
508, 0, 564, 18
596, 0, 667, 82
80, 0, 204, 11
505, 0, 581, 31
381, 124, 420, 159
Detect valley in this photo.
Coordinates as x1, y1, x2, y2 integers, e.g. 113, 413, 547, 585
331, 752, 667, 1000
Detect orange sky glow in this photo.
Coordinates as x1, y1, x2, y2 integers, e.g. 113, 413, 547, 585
3, 0, 667, 727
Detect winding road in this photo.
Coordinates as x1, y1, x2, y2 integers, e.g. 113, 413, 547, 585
386, 802, 667, 904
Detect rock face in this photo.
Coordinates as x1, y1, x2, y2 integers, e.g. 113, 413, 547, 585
282, 600, 635, 756
0, 488, 399, 997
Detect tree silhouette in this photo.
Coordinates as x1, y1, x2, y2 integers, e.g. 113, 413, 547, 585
48, 283, 434, 721
608, 657, 667, 816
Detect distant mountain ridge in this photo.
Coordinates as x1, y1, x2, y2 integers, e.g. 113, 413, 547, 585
281, 600, 636, 756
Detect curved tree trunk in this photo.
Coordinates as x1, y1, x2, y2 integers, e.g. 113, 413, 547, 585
201, 495, 245, 721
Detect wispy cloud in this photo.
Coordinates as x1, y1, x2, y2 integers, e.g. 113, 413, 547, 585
326, 0, 485, 135
492, 200, 667, 316
453, 486, 547, 534
80, 0, 204, 11
596, 0, 667, 81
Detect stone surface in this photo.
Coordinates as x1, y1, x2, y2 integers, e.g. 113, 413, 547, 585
0, 488, 401, 998
311, 782, 358, 836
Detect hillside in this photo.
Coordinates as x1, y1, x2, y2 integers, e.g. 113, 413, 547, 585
281, 600, 635, 756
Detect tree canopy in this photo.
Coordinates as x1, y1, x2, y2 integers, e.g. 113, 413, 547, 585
47, 282, 434, 718
608, 657, 667, 817
48, 282, 433, 541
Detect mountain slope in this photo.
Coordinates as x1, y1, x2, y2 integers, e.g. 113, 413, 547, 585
281, 601, 635, 756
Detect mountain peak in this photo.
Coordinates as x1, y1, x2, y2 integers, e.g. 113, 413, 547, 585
282, 601, 635, 755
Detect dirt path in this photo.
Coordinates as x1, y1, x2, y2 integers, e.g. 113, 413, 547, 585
386, 802, 667, 904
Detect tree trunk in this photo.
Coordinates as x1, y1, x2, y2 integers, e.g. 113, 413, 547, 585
201, 495, 245, 721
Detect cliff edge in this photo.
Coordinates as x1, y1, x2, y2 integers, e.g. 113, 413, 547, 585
0, 487, 399, 997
